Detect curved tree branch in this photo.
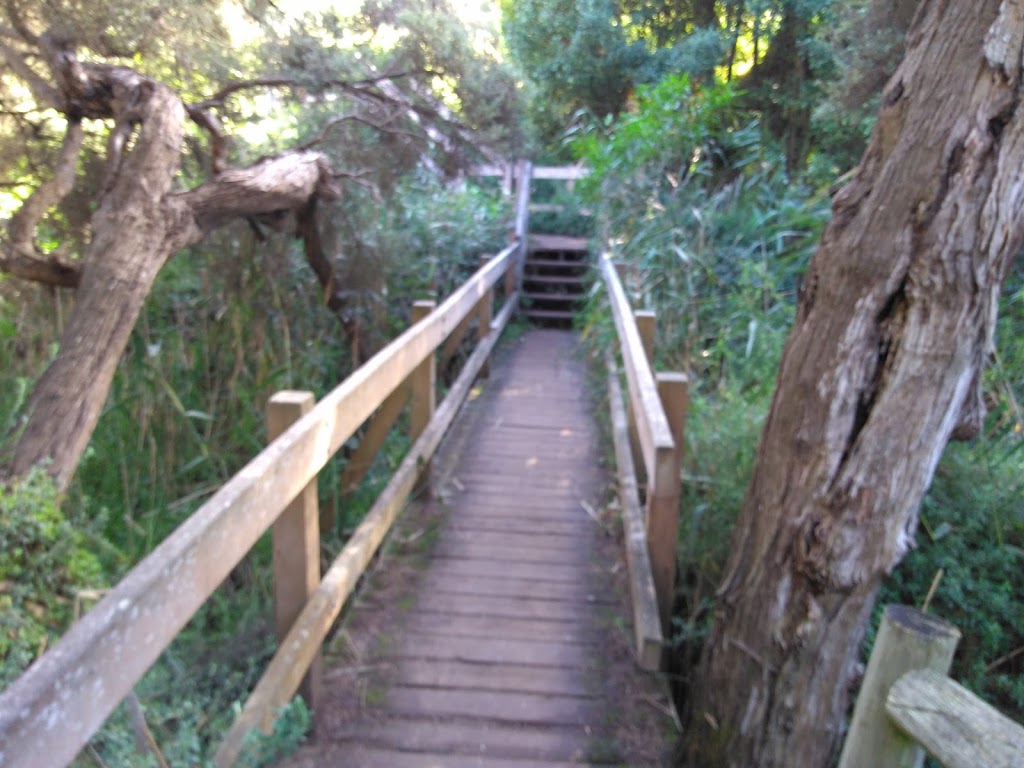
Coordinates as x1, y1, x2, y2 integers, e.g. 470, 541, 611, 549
0, 243, 81, 287
8, 118, 83, 253
0, 38, 59, 108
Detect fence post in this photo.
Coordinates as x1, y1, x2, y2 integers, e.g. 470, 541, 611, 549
504, 252, 516, 300
478, 255, 494, 379
623, 309, 656, 487
649, 372, 687, 635
411, 299, 437, 483
265, 391, 321, 711
635, 310, 656, 366
838, 605, 960, 768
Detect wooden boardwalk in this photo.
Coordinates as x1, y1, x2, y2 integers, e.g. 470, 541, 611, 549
281, 330, 661, 767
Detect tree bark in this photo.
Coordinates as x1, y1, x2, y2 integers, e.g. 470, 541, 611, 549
688, 2, 1024, 766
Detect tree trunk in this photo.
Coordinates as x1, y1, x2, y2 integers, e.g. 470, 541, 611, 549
4, 59, 342, 491
739, 3, 812, 172
688, 2, 1024, 766
8, 82, 186, 491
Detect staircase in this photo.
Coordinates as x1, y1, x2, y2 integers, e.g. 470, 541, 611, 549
522, 234, 590, 327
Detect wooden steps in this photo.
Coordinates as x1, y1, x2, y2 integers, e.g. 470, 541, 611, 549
523, 236, 590, 327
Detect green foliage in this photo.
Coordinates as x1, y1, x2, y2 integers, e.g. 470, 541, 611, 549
501, 0, 726, 150
876, 441, 1024, 725
0, 470, 105, 688
502, 0, 647, 120
573, 73, 828, 392
237, 697, 312, 768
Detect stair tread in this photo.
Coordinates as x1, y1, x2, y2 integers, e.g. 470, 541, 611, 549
524, 309, 576, 319
528, 234, 590, 252
524, 274, 588, 285
525, 258, 590, 269
523, 292, 584, 303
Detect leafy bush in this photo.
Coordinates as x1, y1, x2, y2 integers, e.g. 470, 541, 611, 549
572, 73, 828, 392
0, 470, 106, 688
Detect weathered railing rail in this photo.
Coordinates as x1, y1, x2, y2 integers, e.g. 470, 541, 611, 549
839, 604, 1024, 768
599, 253, 687, 670
0, 201, 529, 766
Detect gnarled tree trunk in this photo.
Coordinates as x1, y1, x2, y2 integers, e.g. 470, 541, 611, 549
3, 56, 341, 491
688, 2, 1024, 766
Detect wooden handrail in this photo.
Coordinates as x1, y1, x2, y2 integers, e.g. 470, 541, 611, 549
605, 351, 663, 670
214, 293, 519, 766
599, 252, 686, 651
471, 164, 588, 181
886, 669, 1024, 767
0, 242, 520, 768
839, 604, 1024, 768
599, 253, 675, 489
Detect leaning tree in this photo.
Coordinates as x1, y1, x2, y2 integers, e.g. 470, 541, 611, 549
0, 0, 512, 492
687, 1, 1024, 766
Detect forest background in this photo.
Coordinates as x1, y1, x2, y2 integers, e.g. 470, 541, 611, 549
0, 0, 1021, 765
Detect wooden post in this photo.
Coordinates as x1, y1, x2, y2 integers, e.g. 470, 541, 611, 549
635, 310, 656, 367
502, 162, 513, 197
266, 391, 321, 711
410, 300, 437, 482
648, 372, 687, 635
628, 310, 657, 485
838, 605, 960, 768
504, 255, 516, 299
478, 255, 494, 379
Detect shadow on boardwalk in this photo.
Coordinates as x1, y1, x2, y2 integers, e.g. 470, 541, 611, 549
278, 330, 675, 768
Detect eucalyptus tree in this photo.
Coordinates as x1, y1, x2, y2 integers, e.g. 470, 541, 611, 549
688, 2, 1024, 764
0, 0, 516, 491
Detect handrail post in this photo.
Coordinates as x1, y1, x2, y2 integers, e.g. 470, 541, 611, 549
411, 299, 437, 482
838, 605, 960, 768
513, 159, 532, 293
635, 310, 656, 366
649, 372, 687, 634
478, 254, 494, 378
266, 391, 321, 711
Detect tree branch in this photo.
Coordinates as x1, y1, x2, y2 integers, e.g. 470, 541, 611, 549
167, 151, 341, 252
9, 118, 83, 252
0, 38, 59, 108
0, 242, 81, 287
184, 105, 228, 173
295, 110, 415, 150
188, 70, 422, 110
3, 0, 38, 45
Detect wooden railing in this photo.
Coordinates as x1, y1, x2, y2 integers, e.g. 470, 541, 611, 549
599, 253, 688, 670
0, 172, 532, 767
839, 604, 1024, 768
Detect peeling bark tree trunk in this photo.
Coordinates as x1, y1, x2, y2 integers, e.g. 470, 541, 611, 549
688, 3, 1024, 766
4, 61, 340, 491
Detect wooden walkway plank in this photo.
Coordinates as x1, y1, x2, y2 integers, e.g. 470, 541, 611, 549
278, 330, 666, 768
